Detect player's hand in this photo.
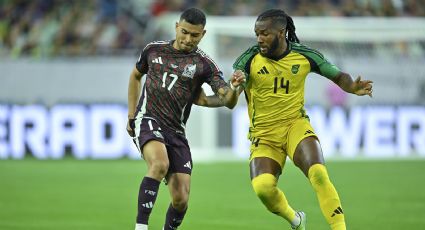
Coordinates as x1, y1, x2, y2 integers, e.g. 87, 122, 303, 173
230, 70, 246, 88
352, 76, 373, 97
127, 118, 135, 137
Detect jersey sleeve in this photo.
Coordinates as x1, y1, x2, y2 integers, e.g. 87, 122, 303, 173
203, 57, 227, 94
135, 44, 152, 75
232, 45, 259, 83
292, 43, 340, 80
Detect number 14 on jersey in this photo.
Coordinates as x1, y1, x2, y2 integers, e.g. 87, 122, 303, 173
273, 76, 289, 94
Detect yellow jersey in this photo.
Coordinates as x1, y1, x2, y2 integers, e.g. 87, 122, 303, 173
233, 42, 340, 142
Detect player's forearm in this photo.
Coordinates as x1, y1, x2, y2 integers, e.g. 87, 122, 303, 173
127, 72, 141, 119
196, 95, 226, 107
223, 86, 241, 109
333, 72, 355, 94
195, 86, 240, 108
218, 69, 245, 108
200, 91, 238, 109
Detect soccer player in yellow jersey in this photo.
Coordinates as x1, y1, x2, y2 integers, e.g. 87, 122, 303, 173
199, 9, 373, 230
234, 9, 374, 230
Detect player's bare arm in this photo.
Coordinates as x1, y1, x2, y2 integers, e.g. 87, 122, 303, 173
332, 71, 373, 97
195, 70, 245, 108
127, 67, 143, 137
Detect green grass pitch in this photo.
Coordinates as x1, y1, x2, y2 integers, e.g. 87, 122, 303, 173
1, 158, 424, 229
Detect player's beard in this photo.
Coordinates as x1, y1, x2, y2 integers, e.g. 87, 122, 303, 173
261, 35, 280, 58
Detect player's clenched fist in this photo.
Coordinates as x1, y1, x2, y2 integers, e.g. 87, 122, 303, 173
230, 70, 246, 88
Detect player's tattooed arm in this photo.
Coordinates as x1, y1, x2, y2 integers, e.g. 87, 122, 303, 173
194, 70, 245, 109
194, 88, 226, 108
332, 72, 373, 97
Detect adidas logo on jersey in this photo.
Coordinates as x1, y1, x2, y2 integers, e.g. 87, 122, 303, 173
257, 66, 269, 74
304, 130, 314, 135
152, 57, 163, 64
142, 201, 153, 209
331, 206, 344, 217
183, 161, 192, 170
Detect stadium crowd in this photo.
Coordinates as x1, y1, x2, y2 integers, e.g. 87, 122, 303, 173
0, 0, 424, 58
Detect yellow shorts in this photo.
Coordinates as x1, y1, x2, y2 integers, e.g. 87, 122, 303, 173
249, 118, 317, 167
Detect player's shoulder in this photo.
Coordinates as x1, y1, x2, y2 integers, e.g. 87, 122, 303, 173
194, 47, 212, 59
142, 40, 170, 52
290, 41, 315, 51
195, 47, 220, 69
195, 47, 218, 63
289, 41, 325, 60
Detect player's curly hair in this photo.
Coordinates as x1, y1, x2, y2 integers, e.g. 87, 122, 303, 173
256, 9, 299, 43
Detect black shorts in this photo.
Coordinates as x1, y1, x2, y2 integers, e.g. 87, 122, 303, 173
133, 117, 193, 176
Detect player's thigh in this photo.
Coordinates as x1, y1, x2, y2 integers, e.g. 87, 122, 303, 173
143, 140, 169, 168
249, 143, 286, 179
293, 137, 325, 176
287, 118, 324, 175
287, 118, 319, 160
134, 118, 169, 168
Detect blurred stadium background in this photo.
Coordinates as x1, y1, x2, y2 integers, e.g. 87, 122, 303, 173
1, 0, 425, 229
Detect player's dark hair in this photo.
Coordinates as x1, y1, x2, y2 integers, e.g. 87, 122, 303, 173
180, 8, 206, 27
256, 9, 299, 43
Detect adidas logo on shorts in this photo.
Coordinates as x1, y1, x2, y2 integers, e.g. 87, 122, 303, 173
183, 161, 192, 170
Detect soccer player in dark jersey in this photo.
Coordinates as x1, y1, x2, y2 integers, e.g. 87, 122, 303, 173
126, 8, 245, 230
199, 9, 373, 230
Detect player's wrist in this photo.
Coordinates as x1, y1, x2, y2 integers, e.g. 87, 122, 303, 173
230, 82, 237, 90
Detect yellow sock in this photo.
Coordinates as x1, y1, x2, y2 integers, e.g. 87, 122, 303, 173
308, 164, 346, 230
251, 173, 296, 224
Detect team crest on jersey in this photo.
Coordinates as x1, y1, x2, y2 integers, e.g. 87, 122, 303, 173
291, 64, 300, 74
153, 131, 163, 139
182, 64, 197, 79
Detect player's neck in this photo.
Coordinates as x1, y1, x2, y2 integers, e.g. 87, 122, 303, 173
279, 41, 288, 56
270, 41, 288, 60
172, 40, 179, 50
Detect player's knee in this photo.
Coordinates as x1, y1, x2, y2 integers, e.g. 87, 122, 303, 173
171, 193, 189, 211
308, 164, 331, 188
251, 173, 277, 199
148, 160, 169, 178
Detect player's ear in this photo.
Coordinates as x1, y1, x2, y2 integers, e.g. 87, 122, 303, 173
175, 22, 179, 30
279, 28, 285, 39
202, 29, 206, 37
